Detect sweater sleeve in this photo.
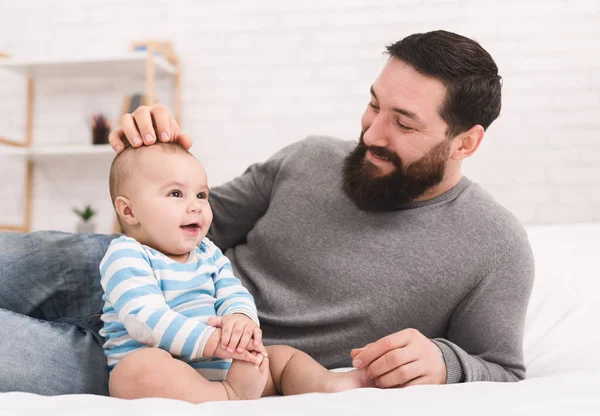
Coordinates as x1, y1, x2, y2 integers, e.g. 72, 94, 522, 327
207, 139, 304, 252
432, 232, 535, 383
100, 238, 216, 360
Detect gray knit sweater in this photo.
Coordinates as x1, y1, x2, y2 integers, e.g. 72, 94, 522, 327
207, 136, 534, 383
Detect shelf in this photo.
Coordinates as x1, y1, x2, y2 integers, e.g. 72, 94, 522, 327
0, 144, 115, 160
0, 41, 180, 233
0, 53, 176, 78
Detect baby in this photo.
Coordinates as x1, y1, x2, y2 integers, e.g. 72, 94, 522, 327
100, 142, 374, 403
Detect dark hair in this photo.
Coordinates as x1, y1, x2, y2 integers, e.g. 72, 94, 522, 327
386, 30, 502, 138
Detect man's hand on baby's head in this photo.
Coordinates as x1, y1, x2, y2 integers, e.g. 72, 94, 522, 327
108, 103, 192, 153
208, 314, 267, 357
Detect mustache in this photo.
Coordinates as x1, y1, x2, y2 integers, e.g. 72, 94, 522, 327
357, 135, 403, 168
367, 145, 395, 161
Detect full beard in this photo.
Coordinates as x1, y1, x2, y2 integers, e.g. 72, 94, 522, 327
341, 133, 451, 211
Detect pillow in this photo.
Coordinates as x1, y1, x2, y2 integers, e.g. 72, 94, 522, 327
523, 224, 600, 377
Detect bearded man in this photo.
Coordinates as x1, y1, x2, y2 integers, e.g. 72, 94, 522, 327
0, 30, 533, 395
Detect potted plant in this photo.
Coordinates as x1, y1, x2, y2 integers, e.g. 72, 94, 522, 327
73, 205, 97, 233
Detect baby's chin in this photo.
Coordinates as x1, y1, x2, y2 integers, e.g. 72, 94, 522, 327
162, 242, 198, 262
143, 237, 200, 260
179, 234, 205, 250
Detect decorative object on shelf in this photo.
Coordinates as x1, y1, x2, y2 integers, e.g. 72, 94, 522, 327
121, 93, 151, 115
131, 40, 178, 65
0, 41, 181, 233
91, 113, 111, 145
73, 204, 97, 233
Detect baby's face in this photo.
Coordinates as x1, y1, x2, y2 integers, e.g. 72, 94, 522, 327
128, 148, 213, 261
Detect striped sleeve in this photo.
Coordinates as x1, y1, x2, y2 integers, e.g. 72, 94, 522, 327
99, 237, 216, 360
208, 241, 259, 324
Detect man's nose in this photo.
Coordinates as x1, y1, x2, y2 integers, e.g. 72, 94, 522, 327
362, 111, 389, 148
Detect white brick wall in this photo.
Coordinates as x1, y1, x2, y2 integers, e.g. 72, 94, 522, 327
0, 0, 598, 234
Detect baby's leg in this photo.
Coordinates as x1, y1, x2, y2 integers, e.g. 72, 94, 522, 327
262, 345, 376, 397
224, 354, 270, 400
109, 348, 245, 403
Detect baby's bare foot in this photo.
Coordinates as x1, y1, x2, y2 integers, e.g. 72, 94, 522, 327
224, 356, 269, 400
326, 369, 377, 393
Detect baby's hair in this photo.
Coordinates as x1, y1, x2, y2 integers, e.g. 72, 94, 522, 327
109, 141, 194, 208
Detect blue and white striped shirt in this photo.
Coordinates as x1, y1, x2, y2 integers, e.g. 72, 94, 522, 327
99, 235, 258, 380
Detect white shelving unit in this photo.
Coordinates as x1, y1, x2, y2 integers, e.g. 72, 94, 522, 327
0, 144, 115, 159
0, 43, 181, 232
0, 53, 176, 78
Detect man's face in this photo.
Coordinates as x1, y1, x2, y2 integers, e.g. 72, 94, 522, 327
342, 58, 455, 211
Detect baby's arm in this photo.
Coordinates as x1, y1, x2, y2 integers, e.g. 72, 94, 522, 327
100, 238, 257, 363
212, 248, 259, 323
209, 241, 265, 354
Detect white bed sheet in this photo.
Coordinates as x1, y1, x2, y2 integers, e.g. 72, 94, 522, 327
1, 371, 599, 416
1, 223, 599, 415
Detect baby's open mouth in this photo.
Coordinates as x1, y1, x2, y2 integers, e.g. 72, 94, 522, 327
181, 223, 200, 231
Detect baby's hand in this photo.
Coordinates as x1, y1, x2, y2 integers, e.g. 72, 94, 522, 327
208, 314, 268, 357
204, 328, 264, 364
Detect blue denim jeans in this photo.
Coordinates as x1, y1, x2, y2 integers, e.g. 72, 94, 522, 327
0, 231, 115, 395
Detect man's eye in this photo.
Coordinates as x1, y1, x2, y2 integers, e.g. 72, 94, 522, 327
369, 102, 379, 111
396, 121, 413, 131
169, 191, 182, 198
197, 192, 207, 199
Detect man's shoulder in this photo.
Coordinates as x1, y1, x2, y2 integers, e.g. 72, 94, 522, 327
284, 135, 355, 160
457, 180, 530, 251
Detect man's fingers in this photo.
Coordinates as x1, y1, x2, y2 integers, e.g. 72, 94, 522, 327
375, 360, 423, 389
108, 127, 126, 152
132, 106, 157, 145
400, 376, 429, 388
119, 113, 143, 147
175, 132, 193, 150
151, 103, 193, 149
109, 104, 193, 151
151, 104, 174, 142
366, 347, 413, 379
353, 331, 411, 369
350, 348, 362, 360
351, 342, 375, 359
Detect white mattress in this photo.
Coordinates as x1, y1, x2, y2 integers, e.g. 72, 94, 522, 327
2, 223, 599, 415
1, 372, 598, 415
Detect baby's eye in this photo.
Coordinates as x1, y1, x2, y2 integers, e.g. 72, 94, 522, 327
169, 190, 182, 198
197, 192, 207, 199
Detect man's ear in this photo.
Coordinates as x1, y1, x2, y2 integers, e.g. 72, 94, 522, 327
114, 196, 139, 226
451, 125, 485, 161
